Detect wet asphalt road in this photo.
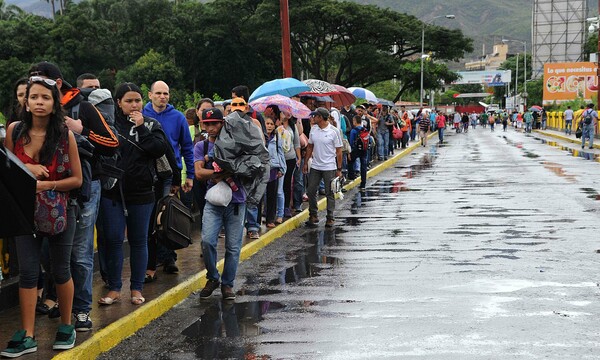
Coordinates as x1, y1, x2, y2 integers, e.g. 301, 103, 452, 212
100, 127, 600, 359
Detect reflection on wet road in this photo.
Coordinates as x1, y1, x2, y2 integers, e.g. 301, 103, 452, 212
101, 128, 600, 359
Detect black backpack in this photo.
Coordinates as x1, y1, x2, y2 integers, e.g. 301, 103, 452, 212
584, 110, 593, 125
151, 195, 194, 250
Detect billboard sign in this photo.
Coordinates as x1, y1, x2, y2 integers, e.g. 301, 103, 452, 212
543, 62, 598, 104
453, 70, 512, 86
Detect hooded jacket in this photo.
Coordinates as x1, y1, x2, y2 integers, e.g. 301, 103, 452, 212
142, 103, 194, 180
61, 88, 119, 157
102, 112, 168, 205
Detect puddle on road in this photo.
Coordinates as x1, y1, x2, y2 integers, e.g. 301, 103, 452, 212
536, 138, 600, 162
183, 229, 344, 357
182, 299, 286, 355
581, 187, 600, 200
542, 161, 577, 183
503, 136, 600, 162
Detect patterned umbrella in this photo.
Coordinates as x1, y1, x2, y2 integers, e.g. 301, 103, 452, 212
529, 105, 543, 112
249, 94, 312, 119
301, 79, 337, 95
330, 84, 356, 107
348, 87, 378, 103
248, 78, 310, 102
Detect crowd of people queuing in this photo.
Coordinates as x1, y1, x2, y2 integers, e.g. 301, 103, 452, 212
7, 60, 597, 358
0, 60, 440, 357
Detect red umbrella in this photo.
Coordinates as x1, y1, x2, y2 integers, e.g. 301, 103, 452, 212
529, 105, 543, 112
330, 84, 356, 107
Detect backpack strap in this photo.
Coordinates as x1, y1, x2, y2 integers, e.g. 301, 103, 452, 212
70, 103, 81, 120
11, 121, 24, 145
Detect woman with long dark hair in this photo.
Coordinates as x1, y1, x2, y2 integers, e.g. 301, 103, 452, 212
3, 77, 82, 356
97, 83, 167, 306
6, 78, 28, 126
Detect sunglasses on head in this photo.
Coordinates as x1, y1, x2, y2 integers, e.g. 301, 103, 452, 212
29, 76, 57, 87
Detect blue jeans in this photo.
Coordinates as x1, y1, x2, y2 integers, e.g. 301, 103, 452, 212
292, 158, 305, 211
582, 124, 595, 148
202, 202, 246, 287
276, 176, 284, 218
100, 198, 154, 292
565, 120, 572, 135
377, 131, 389, 159
438, 127, 444, 143
71, 180, 101, 313
245, 203, 260, 233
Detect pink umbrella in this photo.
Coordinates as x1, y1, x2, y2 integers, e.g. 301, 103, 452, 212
330, 84, 356, 107
249, 94, 312, 119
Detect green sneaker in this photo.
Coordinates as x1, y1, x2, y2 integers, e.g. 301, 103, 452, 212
52, 324, 76, 350
0, 330, 37, 358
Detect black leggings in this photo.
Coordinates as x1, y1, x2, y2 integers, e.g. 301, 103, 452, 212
16, 232, 73, 289
283, 159, 296, 210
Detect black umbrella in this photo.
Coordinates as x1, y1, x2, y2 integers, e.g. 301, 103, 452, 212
0, 144, 36, 237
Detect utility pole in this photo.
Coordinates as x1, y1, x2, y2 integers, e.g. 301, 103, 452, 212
280, 0, 292, 78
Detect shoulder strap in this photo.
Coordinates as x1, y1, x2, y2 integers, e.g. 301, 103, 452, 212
203, 139, 209, 155
12, 121, 24, 144
70, 103, 81, 120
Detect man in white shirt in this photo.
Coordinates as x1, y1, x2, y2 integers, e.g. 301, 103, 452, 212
564, 106, 574, 135
303, 107, 343, 228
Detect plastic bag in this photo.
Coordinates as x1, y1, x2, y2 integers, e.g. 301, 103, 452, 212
205, 181, 232, 207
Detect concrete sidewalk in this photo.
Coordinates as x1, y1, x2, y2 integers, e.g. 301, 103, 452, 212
0, 134, 435, 359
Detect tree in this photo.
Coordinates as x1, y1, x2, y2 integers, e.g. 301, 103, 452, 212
116, 49, 183, 90
276, 0, 472, 100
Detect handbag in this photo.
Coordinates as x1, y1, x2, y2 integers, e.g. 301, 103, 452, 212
342, 138, 351, 153
392, 127, 403, 140
575, 126, 583, 139
151, 195, 193, 250
155, 154, 172, 180
34, 190, 68, 235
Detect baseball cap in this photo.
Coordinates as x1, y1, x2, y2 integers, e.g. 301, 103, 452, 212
201, 108, 224, 122
309, 107, 330, 119
230, 97, 247, 112
28, 61, 72, 89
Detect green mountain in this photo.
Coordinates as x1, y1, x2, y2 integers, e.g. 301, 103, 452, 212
348, 0, 598, 61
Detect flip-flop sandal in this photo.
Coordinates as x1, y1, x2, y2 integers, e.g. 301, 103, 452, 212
98, 295, 121, 305
131, 296, 145, 305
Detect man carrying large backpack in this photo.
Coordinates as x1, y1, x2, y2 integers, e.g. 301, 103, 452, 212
28, 63, 119, 332
581, 103, 598, 149
348, 115, 369, 191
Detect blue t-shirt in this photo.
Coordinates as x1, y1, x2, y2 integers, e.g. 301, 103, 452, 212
193, 140, 246, 204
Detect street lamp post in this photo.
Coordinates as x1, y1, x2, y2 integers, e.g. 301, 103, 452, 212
420, 14, 455, 107
503, 39, 527, 110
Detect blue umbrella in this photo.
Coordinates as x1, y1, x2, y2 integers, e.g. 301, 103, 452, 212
249, 78, 310, 102
348, 87, 378, 103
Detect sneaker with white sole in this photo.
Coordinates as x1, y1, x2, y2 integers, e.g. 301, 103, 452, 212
0, 330, 37, 358
74, 312, 92, 332
52, 324, 76, 350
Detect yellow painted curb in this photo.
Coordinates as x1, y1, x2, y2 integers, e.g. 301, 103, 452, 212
53, 132, 435, 359
534, 129, 600, 149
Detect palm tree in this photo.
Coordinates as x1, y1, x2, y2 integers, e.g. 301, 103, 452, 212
0, 0, 24, 20
43, 0, 56, 20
